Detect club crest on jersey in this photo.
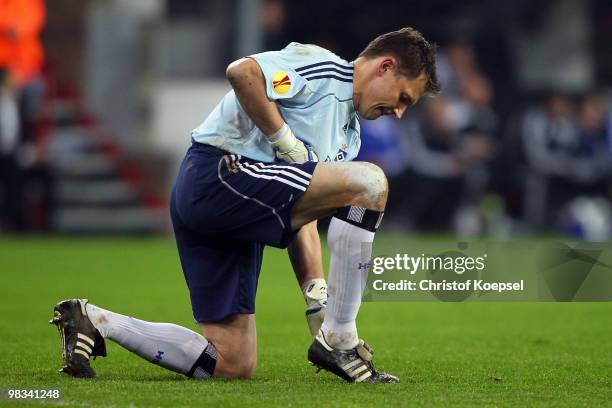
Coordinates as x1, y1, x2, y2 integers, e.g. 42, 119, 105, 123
272, 71, 291, 94
325, 147, 348, 162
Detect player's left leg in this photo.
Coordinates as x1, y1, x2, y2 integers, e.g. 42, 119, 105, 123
290, 161, 398, 383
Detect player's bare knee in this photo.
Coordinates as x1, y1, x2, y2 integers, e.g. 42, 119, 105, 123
237, 353, 257, 379
346, 162, 388, 211
222, 355, 256, 379
238, 358, 257, 379
214, 342, 256, 379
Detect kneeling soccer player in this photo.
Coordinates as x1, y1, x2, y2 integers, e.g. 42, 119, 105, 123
50, 27, 439, 382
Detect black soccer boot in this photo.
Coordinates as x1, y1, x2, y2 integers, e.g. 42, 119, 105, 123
308, 330, 399, 383
49, 299, 107, 378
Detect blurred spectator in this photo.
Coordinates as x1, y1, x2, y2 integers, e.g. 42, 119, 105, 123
390, 97, 492, 231
0, 0, 45, 87
260, 0, 287, 50
381, 42, 495, 232
0, 0, 51, 232
436, 41, 498, 133
0, 0, 46, 142
0, 68, 24, 230
457, 73, 497, 133
0, 69, 18, 152
522, 93, 612, 230
436, 41, 479, 99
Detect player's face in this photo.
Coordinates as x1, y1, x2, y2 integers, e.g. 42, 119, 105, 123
359, 63, 428, 120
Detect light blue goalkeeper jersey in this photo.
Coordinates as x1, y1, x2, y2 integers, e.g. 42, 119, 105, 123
191, 42, 360, 163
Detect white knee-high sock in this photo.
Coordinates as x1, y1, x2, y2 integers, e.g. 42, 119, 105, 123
85, 303, 215, 378
321, 212, 378, 349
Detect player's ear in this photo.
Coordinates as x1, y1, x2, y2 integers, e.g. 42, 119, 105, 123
378, 57, 398, 75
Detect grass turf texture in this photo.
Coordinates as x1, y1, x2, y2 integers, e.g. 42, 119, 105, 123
0, 236, 611, 407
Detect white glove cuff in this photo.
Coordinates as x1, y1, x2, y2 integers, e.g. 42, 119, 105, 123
266, 122, 290, 143
267, 122, 297, 153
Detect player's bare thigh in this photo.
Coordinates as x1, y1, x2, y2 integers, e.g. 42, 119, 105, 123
291, 161, 388, 229
199, 313, 257, 379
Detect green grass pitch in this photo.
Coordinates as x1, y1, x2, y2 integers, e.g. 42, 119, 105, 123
0, 236, 611, 407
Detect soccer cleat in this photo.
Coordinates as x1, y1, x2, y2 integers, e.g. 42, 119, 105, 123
49, 299, 107, 378
304, 280, 327, 337
308, 330, 399, 383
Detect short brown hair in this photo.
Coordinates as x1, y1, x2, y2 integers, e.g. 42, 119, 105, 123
359, 27, 440, 95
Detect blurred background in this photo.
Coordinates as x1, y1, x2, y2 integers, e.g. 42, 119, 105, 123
1, 0, 611, 240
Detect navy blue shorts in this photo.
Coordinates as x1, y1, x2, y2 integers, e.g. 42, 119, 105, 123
170, 142, 317, 323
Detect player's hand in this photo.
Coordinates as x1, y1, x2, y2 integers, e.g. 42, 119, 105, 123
267, 123, 318, 163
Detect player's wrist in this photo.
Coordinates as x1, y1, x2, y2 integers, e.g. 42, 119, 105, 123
266, 122, 289, 142
267, 123, 298, 153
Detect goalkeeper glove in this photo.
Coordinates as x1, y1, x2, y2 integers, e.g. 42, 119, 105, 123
302, 278, 327, 337
267, 123, 318, 163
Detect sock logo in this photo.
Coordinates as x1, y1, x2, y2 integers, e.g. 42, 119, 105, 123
152, 350, 164, 364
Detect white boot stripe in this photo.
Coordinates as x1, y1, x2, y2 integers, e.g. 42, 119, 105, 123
349, 364, 368, 377
76, 341, 93, 354
77, 333, 95, 347
316, 333, 334, 351
60, 328, 66, 359
355, 370, 372, 383
341, 359, 362, 371
74, 349, 90, 359
79, 299, 88, 316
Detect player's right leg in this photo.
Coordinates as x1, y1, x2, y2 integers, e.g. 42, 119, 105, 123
49, 145, 269, 380
50, 299, 218, 379
198, 314, 256, 378
291, 161, 399, 383
290, 161, 388, 229
50, 298, 256, 379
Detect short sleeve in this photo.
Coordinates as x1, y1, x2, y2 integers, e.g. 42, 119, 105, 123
249, 45, 309, 101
